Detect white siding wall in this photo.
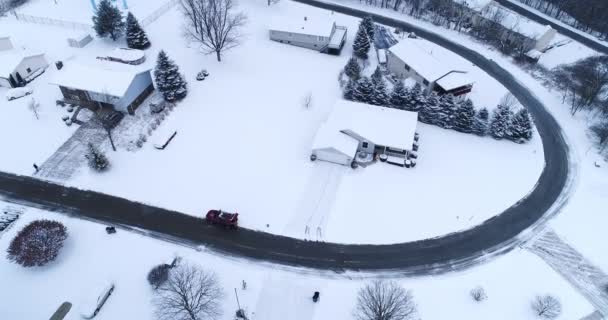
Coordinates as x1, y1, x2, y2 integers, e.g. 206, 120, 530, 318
12, 55, 49, 81
116, 71, 153, 112
535, 28, 557, 50
269, 30, 330, 51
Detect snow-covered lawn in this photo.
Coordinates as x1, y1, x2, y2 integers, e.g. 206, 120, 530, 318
16, 0, 169, 24
0, 207, 593, 320
30, 0, 542, 244
539, 34, 599, 69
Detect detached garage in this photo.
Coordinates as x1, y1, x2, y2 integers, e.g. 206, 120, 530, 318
311, 125, 358, 167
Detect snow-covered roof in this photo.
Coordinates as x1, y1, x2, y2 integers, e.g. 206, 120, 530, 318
269, 16, 334, 37
435, 71, 473, 91
452, 0, 493, 11
312, 124, 359, 157
388, 38, 469, 83
49, 63, 150, 97
482, 3, 554, 39
106, 48, 145, 62
525, 49, 543, 59
0, 50, 44, 77
324, 100, 418, 151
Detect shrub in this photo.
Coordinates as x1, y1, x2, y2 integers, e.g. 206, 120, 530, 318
7, 220, 68, 267
470, 286, 487, 302
148, 264, 171, 289
532, 295, 562, 319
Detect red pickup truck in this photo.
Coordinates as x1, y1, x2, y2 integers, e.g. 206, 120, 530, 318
206, 210, 238, 229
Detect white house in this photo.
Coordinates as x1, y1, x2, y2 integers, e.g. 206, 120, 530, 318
0, 49, 49, 88
311, 100, 419, 167
386, 38, 474, 96
269, 16, 347, 54
49, 63, 154, 115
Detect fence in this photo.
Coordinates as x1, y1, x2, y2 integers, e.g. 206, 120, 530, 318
141, 0, 179, 27
13, 11, 92, 31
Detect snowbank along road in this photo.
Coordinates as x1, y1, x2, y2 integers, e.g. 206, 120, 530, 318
0, 0, 571, 273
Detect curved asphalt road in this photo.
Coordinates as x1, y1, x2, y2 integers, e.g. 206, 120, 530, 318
0, 0, 571, 273
493, 0, 608, 55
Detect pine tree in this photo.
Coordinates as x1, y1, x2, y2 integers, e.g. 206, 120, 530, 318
344, 57, 361, 80
508, 109, 534, 143
420, 92, 441, 125
453, 99, 476, 133
361, 16, 375, 43
389, 80, 409, 109
92, 0, 125, 41
472, 107, 489, 136
154, 50, 188, 102
371, 75, 389, 106
352, 77, 374, 104
126, 12, 151, 49
343, 79, 356, 101
490, 104, 514, 139
85, 143, 109, 171
404, 83, 425, 112
371, 66, 383, 84
353, 25, 370, 60
437, 94, 458, 129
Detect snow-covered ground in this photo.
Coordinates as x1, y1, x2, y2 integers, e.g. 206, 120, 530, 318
16, 0, 169, 24
11, 0, 539, 244
538, 34, 599, 69
0, 207, 593, 320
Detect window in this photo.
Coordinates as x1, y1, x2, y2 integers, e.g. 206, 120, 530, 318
362, 142, 369, 148
26, 67, 32, 73
423, 79, 429, 86
318, 36, 324, 41
404, 63, 410, 71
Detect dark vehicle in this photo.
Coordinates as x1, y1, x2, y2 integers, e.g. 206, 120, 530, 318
206, 210, 238, 229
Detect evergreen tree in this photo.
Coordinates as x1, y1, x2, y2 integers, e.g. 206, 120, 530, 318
352, 77, 374, 104
508, 109, 534, 143
353, 25, 370, 60
92, 0, 125, 41
404, 83, 425, 112
489, 104, 514, 139
361, 16, 375, 43
371, 75, 389, 106
344, 57, 361, 80
420, 92, 441, 124
371, 66, 383, 84
437, 94, 458, 129
343, 79, 356, 101
126, 12, 151, 49
85, 143, 109, 171
472, 107, 489, 136
453, 99, 476, 133
154, 50, 188, 102
389, 80, 409, 109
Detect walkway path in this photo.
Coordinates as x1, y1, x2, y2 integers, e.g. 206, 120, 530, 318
35, 120, 107, 182
527, 230, 608, 317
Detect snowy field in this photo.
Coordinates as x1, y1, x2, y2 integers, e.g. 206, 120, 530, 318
7, 0, 540, 244
0, 207, 593, 320
15, 0, 169, 24
538, 34, 599, 69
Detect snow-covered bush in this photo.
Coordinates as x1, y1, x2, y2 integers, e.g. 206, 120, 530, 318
85, 143, 109, 171
7, 220, 68, 267
470, 286, 487, 302
532, 295, 562, 319
148, 263, 171, 289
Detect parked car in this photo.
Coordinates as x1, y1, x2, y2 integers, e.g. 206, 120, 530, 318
205, 210, 238, 229
6, 87, 33, 101
79, 282, 115, 319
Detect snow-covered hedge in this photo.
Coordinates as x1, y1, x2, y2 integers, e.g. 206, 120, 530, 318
6, 220, 68, 267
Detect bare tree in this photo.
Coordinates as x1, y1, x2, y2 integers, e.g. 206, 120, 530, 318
499, 92, 520, 109
354, 280, 417, 320
531, 295, 562, 319
154, 263, 224, 320
302, 91, 313, 109
28, 98, 40, 120
180, 0, 246, 62
591, 120, 608, 151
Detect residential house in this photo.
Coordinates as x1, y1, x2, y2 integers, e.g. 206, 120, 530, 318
269, 17, 347, 55
311, 100, 418, 167
50, 64, 154, 115
386, 38, 474, 96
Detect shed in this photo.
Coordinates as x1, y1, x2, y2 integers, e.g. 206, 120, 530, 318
67, 33, 93, 48
0, 50, 49, 88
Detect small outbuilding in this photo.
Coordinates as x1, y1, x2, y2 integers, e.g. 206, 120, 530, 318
0, 50, 49, 88
311, 100, 419, 167
0, 36, 13, 51
67, 33, 93, 48
269, 16, 347, 55
50, 63, 154, 115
